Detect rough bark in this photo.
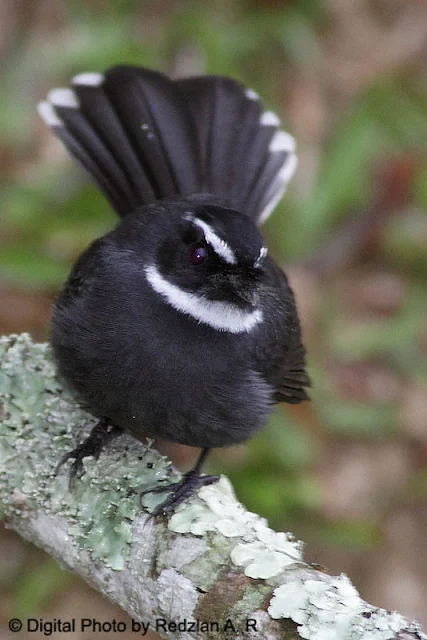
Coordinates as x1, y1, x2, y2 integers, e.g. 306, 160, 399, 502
0, 333, 425, 640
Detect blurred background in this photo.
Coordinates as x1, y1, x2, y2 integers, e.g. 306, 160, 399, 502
1, 0, 427, 637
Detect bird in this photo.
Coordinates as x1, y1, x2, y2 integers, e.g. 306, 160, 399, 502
38, 65, 310, 516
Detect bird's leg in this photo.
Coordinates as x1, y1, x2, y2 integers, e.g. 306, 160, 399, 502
56, 417, 123, 489
141, 448, 219, 517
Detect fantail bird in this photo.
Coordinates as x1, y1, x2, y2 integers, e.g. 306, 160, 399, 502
38, 65, 310, 515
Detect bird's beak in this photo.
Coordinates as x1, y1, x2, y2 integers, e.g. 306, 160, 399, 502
226, 273, 259, 306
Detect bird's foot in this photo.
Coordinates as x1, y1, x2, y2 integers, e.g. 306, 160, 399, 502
141, 470, 219, 518
56, 418, 123, 489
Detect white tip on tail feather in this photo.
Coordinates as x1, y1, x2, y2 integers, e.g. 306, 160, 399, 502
269, 130, 296, 153
260, 111, 281, 127
37, 101, 63, 127
258, 187, 287, 225
258, 131, 298, 224
72, 72, 104, 86
47, 88, 79, 108
258, 154, 298, 225
145, 264, 263, 334
278, 153, 298, 184
245, 88, 259, 101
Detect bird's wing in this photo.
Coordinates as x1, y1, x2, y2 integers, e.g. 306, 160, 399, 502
55, 237, 106, 311
255, 260, 310, 405
273, 343, 311, 404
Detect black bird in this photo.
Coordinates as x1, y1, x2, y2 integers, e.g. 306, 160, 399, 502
38, 65, 310, 515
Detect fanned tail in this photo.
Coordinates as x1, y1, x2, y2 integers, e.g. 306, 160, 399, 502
38, 65, 297, 223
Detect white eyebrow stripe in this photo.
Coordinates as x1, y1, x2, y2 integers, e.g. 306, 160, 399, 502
191, 217, 237, 264
145, 265, 263, 334
72, 72, 104, 86
254, 246, 268, 267
47, 88, 79, 108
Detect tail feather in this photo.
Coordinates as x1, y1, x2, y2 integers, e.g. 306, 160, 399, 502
246, 131, 296, 223
101, 67, 201, 197
39, 93, 135, 216
203, 78, 255, 199
71, 73, 157, 207
174, 77, 215, 186
238, 125, 281, 218
228, 103, 273, 211
38, 65, 297, 224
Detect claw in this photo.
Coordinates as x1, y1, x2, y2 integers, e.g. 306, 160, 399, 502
55, 418, 122, 489
55, 450, 75, 475
143, 471, 219, 518
56, 442, 96, 489
141, 447, 217, 517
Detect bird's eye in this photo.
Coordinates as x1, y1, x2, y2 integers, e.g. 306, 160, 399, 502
187, 243, 208, 265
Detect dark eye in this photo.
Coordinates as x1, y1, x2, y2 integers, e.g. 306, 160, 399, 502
187, 243, 208, 265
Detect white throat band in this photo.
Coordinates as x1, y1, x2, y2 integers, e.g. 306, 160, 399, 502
145, 264, 263, 334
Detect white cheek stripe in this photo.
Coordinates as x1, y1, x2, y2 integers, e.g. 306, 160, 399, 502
190, 217, 236, 264
145, 265, 263, 334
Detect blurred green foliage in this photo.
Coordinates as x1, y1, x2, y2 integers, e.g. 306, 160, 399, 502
9, 558, 74, 621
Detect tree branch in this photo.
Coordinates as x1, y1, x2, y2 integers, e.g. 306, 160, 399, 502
0, 333, 425, 640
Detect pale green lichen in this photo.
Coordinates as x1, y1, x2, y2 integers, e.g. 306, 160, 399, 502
169, 477, 303, 579
268, 573, 426, 640
230, 585, 271, 620
231, 536, 300, 580
177, 537, 235, 593
0, 334, 173, 571
66, 441, 172, 570
168, 476, 256, 537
